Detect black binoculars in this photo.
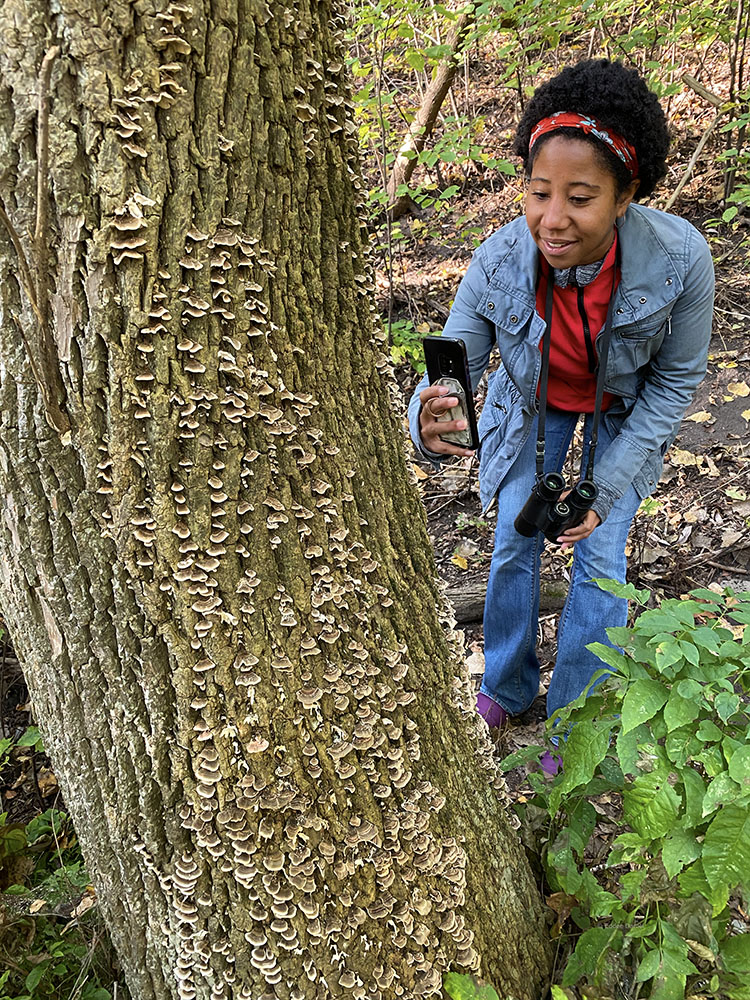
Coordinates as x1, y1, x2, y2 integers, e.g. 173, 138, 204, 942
514, 473, 598, 542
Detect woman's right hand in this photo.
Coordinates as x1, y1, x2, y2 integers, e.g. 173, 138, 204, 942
418, 384, 476, 458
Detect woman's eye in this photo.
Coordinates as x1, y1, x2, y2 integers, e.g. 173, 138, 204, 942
570, 197, 591, 205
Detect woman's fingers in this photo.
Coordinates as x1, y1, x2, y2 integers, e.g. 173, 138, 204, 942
419, 385, 475, 457
557, 509, 602, 549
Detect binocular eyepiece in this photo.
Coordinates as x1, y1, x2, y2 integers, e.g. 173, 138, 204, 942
514, 474, 598, 542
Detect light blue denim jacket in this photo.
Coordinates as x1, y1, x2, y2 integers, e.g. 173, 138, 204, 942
408, 203, 715, 521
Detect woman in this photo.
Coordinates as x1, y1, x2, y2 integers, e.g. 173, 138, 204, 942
408, 60, 715, 759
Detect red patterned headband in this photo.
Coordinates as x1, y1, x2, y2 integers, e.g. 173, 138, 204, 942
529, 112, 639, 179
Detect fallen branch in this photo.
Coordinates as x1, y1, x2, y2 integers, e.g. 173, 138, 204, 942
664, 75, 728, 213
385, 4, 476, 221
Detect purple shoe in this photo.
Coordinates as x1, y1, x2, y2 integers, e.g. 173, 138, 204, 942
476, 693, 509, 730
539, 750, 563, 776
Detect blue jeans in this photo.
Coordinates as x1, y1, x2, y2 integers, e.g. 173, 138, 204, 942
480, 408, 641, 718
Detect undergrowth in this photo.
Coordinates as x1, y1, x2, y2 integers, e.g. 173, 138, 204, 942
491, 582, 750, 1000
0, 729, 127, 1000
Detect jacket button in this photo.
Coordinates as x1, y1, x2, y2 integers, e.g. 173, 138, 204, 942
665, 277, 673, 285
510, 314, 518, 323
616, 307, 624, 315
488, 302, 495, 310
639, 296, 647, 303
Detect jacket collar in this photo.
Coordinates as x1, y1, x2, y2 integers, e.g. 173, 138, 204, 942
476, 205, 684, 329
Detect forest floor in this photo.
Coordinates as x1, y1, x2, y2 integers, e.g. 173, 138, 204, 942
378, 62, 750, 783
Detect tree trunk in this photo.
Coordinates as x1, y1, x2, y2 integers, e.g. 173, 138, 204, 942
385, 7, 475, 221
0, 3, 551, 999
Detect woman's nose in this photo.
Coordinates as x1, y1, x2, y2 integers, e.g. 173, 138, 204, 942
542, 195, 568, 231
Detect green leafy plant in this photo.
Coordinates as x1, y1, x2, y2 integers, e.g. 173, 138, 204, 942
443, 971, 501, 999
0, 727, 127, 1000
387, 317, 433, 371
502, 582, 750, 998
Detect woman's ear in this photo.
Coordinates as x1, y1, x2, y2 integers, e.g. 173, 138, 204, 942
616, 178, 640, 217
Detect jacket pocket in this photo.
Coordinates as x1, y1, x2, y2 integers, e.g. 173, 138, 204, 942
478, 367, 518, 443
608, 315, 671, 379
616, 306, 672, 342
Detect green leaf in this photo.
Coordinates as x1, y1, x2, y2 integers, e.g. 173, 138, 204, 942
17, 726, 43, 750
665, 729, 699, 768
442, 972, 502, 999
635, 948, 661, 982
549, 722, 610, 812
728, 745, 750, 787
624, 770, 681, 838
715, 691, 741, 721
655, 640, 683, 670
703, 772, 742, 816
498, 744, 545, 772
702, 805, 750, 891
697, 719, 723, 743
621, 678, 669, 734
585, 641, 629, 672
681, 766, 706, 827
722, 932, 750, 973
676, 677, 703, 700
25, 963, 49, 992
593, 578, 651, 604
405, 50, 426, 72
663, 693, 699, 732
678, 860, 712, 899
561, 926, 620, 986
616, 725, 646, 775
662, 829, 700, 878
677, 639, 700, 666
692, 625, 723, 649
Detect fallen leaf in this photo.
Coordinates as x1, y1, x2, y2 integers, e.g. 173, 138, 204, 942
742, 409, 750, 423
684, 507, 706, 523
453, 539, 480, 559
70, 888, 97, 919
37, 767, 58, 797
727, 381, 750, 397
668, 447, 699, 466
726, 487, 748, 501
685, 410, 713, 423
29, 899, 46, 914
703, 456, 721, 478
721, 528, 744, 547
546, 892, 579, 937
411, 464, 429, 480
465, 648, 485, 675
451, 554, 468, 570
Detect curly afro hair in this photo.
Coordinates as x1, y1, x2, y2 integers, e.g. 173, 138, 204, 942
513, 60, 669, 200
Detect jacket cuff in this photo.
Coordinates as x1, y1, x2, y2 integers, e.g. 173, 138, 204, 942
592, 479, 621, 523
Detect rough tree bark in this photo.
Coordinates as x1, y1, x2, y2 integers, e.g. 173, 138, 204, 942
384, 5, 475, 221
0, 2, 551, 999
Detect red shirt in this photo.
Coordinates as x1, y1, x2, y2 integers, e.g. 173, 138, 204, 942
536, 237, 620, 412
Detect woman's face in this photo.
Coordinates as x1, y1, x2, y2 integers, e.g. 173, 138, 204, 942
525, 135, 639, 269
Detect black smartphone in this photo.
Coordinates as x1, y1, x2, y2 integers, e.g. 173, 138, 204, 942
423, 336, 479, 450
